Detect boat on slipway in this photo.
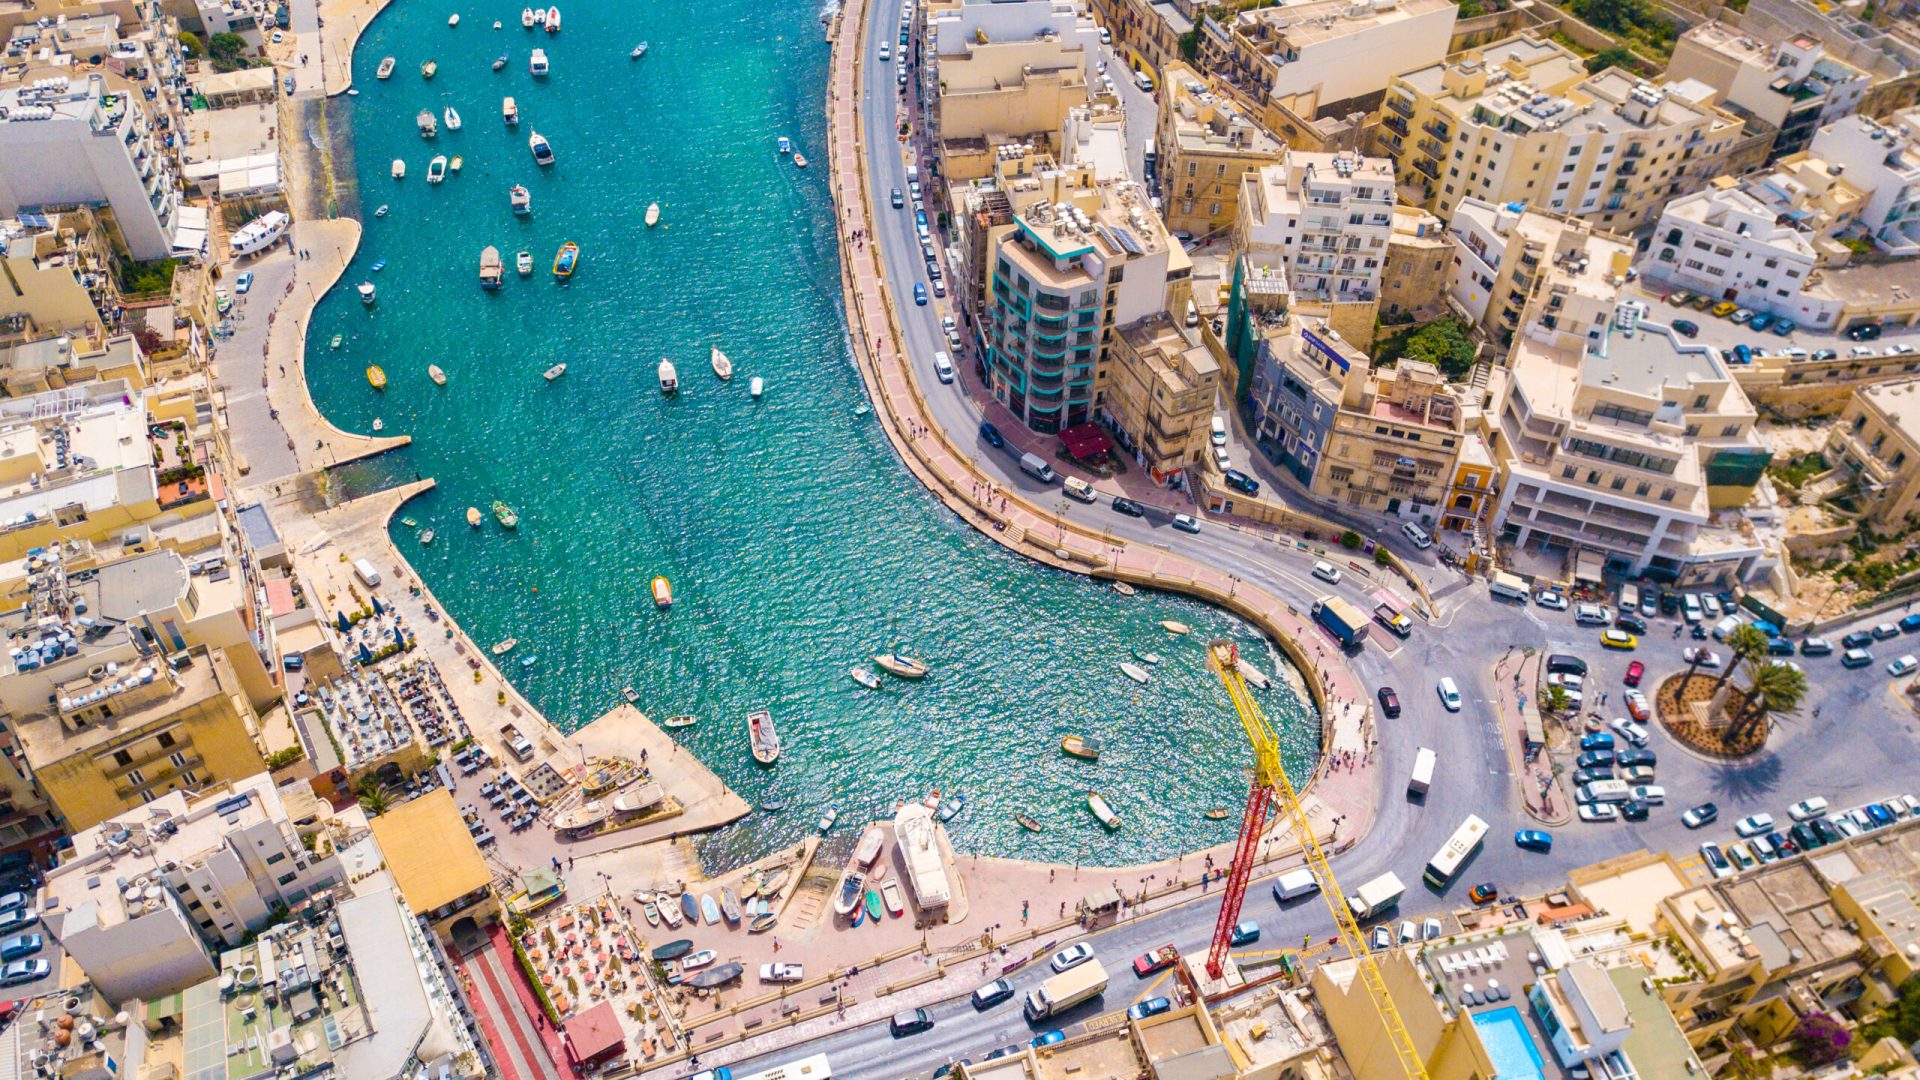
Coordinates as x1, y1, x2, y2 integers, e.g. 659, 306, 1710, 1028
747, 708, 779, 764
228, 210, 289, 257
853, 824, 886, 869
834, 869, 865, 918
658, 899, 683, 929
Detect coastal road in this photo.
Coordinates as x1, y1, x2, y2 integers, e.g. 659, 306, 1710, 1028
681, 0, 1920, 1075
218, 247, 304, 482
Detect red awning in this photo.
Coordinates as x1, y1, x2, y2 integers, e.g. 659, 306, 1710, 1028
1059, 423, 1114, 459
563, 1001, 625, 1065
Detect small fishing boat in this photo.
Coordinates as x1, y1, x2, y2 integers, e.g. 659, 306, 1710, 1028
516, 250, 534, 275
758, 797, 784, 814
658, 359, 678, 394
864, 888, 883, 922
651, 938, 694, 962
529, 130, 554, 165
371, 259, 387, 272
358, 281, 376, 303
710, 345, 733, 380
529, 47, 549, 75
509, 187, 530, 218
699, 894, 720, 925
1015, 812, 1044, 832
854, 825, 885, 867
329, 334, 343, 349
521, 5, 534, 27
466, 506, 481, 526
659, 898, 684, 928
375, 205, 389, 217
683, 946, 717, 969
448, 13, 459, 26
491, 638, 517, 655
1061, 735, 1100, 761
641, 899, 660, 926
366, 365, 387, 389
792, 152, 809, 169
720, 887, 742, 925
777, 135, 792, 154
553, 241, 579, 279
417, 109, 437, 137
849, 666, 879, 689
392, 157, 406, 178
372, 418, 385, 432
1120, 662, 1150, 684
742, 878, 762, 899
520, 654, 538, 668
427, 155, 447, 183
377, 56, 395, 79
542, 363, 565, 381
851, 902, 865, 928
492, 501, 519, 528
834, 870, 865, 918
420, 528, 435, 545
678, 893, 700, 924
1088, 791, 1122, 830
1132, 649, 1160, 665
503, 96, 519, 125
1161, 620, 1192, 635
816, 807, 837, 833
936, 794, 965, 822
873, 653, 929, 679
1112, 581, 1137, 596
545, 5, 559, 31
748, 708, 780, 765
479, 246, 504, 289
750, 376, 765, 398
492, 52, 508, 71
493, 19, 501, 27
881, 879, 904, 916
645, 202, 660, 227
763, 867, 791, 893
749, 913, 777, 933
1204, 808, 1231, 820
421, 60, 438, 78
662, 714, 698, 729
631, 41, 649, 58
1236, 657, 1272, 690
685, 963, 743, 989
444, 106, 462, 130
651, 575, 672, 608
621, 686, 640, 706
449, 155, 463, 172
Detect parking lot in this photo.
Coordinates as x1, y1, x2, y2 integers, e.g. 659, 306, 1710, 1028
1633, 285, 1920, 361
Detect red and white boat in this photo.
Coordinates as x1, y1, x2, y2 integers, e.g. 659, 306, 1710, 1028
544, 6, 559, 31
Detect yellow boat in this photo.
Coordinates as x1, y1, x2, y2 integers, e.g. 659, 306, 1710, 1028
651, 575, 672, 608
366, 365, 387, 389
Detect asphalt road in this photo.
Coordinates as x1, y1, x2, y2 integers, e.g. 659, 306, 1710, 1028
712, 3, 1920, 1075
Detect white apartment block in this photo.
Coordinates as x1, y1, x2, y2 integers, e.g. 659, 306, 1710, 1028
43, 774, 344, 1002
1807, 109, 1920, 255
1238, 150, 1394, 303
1667, 25, 1870, 161
0, 73, 182, 262
1643, 178, 1843, 328
1202, 0, 1456, 117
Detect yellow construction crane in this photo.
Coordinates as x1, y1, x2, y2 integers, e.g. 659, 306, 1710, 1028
1206, 640, 1429, 1080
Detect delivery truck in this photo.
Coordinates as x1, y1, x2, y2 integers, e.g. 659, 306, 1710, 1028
1313, 596, 1370, 648
1024, 960, 1108, 1021
1347, 871, 1406, 920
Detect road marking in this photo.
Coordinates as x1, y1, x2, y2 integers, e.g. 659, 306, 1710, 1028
1131, 970, 1172, 1004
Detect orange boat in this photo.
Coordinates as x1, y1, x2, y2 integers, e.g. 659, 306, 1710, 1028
651, 576, 672, 608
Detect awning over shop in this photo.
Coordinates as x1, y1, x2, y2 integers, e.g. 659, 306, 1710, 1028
1059, 423, 1113, 460
1573, 549, 1606, 585
1080, 885, 1122, 913
563, 1001, 624, 1066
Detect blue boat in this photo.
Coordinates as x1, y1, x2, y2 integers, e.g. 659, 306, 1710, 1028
777, 135, 791, 155
679, 892, 699, 922
371, 260, 387, 272
520, 654, 538, 667
937, 794, 965, 822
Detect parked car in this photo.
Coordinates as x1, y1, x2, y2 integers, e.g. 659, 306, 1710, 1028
1748, 312, 1774, 332
759, 963, 805, 983
1700, 842, 1733, 878
1683, 648, 1722, 669
1874, 623, 1903, 640
234, 271, 254, 294
1031, 1030, 1066, 1049
1712, 301, 1738, 317
1468, 883, 1499, 904
1579, 732, 1616, 752
1773, 318, 1797, 335
1535, 591, 1569, 611
1672, 319, 1699, 338
1222, 468, 1260, 495
1572, 766, 1614, 786
1132, 947, 1177, 977
1630, 784, 1666, 805
1844, 648, 1875, 668
0, 960, 46, 988
913, 283, 927, 305
1623, 690, 1650, 721
1616, 748, 1657, 768
978, 421, 1005, 449
1229, 920, 1260, 946
1600, 629, 1637, 650
0, 909, 35, 936
1801, 637, 1833, 656
1620, 800, 1650, 821
1110, 496, 1146, 517
1890, 655, 1918, 677
1575, 751, 1614, 770
1050, 942, 1095, 972
1578, 803, 1618, 822
1735, 813, 1775, 837
0, 935, 40, 962
1848, 322, 1884, 340
1610, 717, 1651, 747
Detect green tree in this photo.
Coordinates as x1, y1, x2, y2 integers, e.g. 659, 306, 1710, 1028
1585, 45, 1638, 74
177, 30, 205, 56
354, 775, 390, 817
1375, 318, 1478, 379
1862, 975, 1920, 1045
207, 32, 247, 60
1539, 683, 1572, 716
1717, 624, 1772, 695
1729, 659, 1807, 743
1571, 0, 1652, 35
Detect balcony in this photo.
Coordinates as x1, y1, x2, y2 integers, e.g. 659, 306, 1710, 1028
1382, 115, 1408, 138
1387, 96, 1414, 118
1417, 138, 1446, 159
1414, 158, 1439, 179
1421, 121, 1450, 141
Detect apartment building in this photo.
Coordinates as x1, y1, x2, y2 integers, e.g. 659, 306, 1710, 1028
926, 0, 1094, 175
1379, 36, 1748, 234
1826, 379, 1920, 529
1643, 178, 1848, 328
1447, 196, 1553, 343
42, 773, 342, 1002
1154, 61, 1284, 239
1381, 205, 1450, 321
1103, 312, 1220, 474
1238, 149, 1395, 305
1485, 215, 1782, 583
0, 73, 182, 262
1668, 25, 1871, 161
982, 177, 1190, 433
1807, 108, 1920, 255
1199, 0, 1456, 120
1084, 0, 1187, 72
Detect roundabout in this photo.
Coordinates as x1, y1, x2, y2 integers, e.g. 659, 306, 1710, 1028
1654, 671, 1771, 759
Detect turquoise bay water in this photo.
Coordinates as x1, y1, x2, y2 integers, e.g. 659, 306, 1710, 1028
309, 0, 1317, 866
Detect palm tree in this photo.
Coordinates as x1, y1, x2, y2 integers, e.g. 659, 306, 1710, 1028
1718, 624, 1773, 694
1728, 660, 1808, 743
1539, 683, 1572, 716
355, 775, 389, 817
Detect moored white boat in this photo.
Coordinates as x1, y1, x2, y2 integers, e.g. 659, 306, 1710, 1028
466, 506, 482, 526
493, 51, 508, 70
479, 246, 502, 288
658, 359, 678, 394
849, 666, 879, 689
502, 96, 518, 125
710, 345, 733, 380
357, 281, 376, 304
542, 363, 566, 381
516, 250, 534, 275
529, 130, 553, 164
529, 48, 549, 75
427, 155, 447, 183
444, 106, 461, 130
391, 158, 406, 178
748, 708, 779, 765
651, 575, 672, 608
545, 5, 559, 31
377, 56, 396, 79
631, 41, 648, 58
417, 109, 437, 137
228, 210, 289, 257
430, 364, 448, 385
491, 638, 517, 655
448, 12, 459, 26
510, 184, 530, 214
1160, 620, 1192, 635
793, 152, 808, 168
1088, 792, 1122, 829
750, 376, 764, 398
1120, 661, 1150, 684
873, 653, 929, 679
777, 135, 791, 154
645, 202, 660, 227
521, 5, 534, 27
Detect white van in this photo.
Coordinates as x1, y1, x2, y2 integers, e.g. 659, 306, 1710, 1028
1019, 452, 1057, 483
1185, 300, 1199, 327
1578, 779, 1632, 804
1401, 522, 1432, 549
1271, 868, 1319, 902
933, 350, 954, 383
1489, 572, 1529, 602
1210, 415, 1227, 446
1712, 615, 1743, 641
1683, 593, 1703, 623
1135, 70, 1155, 92
1620, 583, 1640, 613
353, 558, 382, 588
1063, 476, 1097, 503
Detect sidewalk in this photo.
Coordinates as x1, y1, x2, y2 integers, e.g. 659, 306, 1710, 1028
1491, 652, 1572, 826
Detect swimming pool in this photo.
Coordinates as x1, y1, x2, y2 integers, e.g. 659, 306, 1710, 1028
1472, 1006, 1547, 1080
